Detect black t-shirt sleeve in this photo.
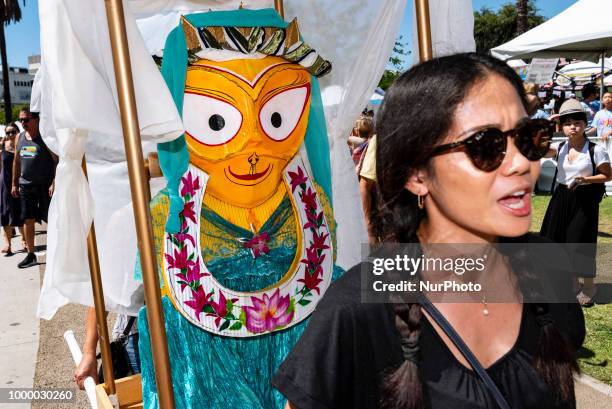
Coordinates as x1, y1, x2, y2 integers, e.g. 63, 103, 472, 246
272, 302, 355, 409
273, 265, 402, 409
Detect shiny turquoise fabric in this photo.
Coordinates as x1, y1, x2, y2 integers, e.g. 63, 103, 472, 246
200, 197, 297, 292
138, 197, 343, 408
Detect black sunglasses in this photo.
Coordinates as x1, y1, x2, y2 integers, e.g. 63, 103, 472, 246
18, 118, 30, 124
5, 130, 17, 135
430, 118, 555, 172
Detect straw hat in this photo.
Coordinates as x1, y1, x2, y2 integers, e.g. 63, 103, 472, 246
558, 99, 587, 121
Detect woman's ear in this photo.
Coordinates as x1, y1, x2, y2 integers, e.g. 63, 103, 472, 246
404, 168, 429, 197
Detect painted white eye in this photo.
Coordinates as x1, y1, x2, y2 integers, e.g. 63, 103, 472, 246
183, 93, 242, 146
259, 85, 310, 141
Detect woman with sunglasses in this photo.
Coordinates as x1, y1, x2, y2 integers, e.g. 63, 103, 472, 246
0, 123, 24, 255
541, 100, 612, 307
272, 53, 584, 409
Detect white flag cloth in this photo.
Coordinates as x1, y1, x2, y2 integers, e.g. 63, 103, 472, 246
420, 0, 476, 58
36, 0, 183, 319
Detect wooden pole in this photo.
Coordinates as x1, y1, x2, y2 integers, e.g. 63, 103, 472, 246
103, 1, 175, 408
82, 159, 116, 395
414, 0, 433, 62
274, 0, 285, 19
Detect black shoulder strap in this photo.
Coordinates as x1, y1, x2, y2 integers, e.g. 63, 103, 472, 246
551, 141, 566, 193
122, 316, 136, 337
588, 141, 597, 175
420, 298, 511, 409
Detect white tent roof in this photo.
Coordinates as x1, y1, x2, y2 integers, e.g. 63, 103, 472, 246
491, 0, 612, 62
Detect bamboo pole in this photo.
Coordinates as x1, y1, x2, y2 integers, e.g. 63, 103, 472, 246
414, 0, 433, 62
103, 1, 175, 408
82, 159, 116, 395
274, 0, 285, 19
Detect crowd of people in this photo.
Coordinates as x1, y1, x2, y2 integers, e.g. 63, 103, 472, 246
0, 108, 56, 268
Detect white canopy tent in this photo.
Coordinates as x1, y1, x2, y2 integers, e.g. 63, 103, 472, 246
491, 0, 612, 99
491, 0, 612, 62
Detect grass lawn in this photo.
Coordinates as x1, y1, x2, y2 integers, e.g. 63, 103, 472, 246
531, 194, 612, 384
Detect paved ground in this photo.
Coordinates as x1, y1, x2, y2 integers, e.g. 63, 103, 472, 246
1, 227, 611, 408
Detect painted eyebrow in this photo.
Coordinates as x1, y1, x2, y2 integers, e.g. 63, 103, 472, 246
185, 87, 237, 103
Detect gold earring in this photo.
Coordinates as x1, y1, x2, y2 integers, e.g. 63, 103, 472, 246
417, 195, 425, 209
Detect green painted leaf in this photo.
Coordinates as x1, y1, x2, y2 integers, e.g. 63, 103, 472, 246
203, 304, 215, 314
229, 321, 243, 331
239, 309, 246, 324
297, 299, 311, 306
219, 320, 231, 332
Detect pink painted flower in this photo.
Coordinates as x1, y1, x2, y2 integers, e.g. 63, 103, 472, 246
165, 247, 195, 270
180, 201, 197, 224
244, 289, 294, 333
300, 187, 317, 211
180, 172, 201, 197
303, 210, 324, 230
175, 263, 208, 291
184, 286, 212, 320
244, 232, 271, 258
174, 232, 195, 247
298, 271, 323, 295
288, 167, 308, 193
300, 247, 326, 274
311, 231, 330, 251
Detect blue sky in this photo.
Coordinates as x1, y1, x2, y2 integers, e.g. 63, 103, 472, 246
5, 0, 579, 68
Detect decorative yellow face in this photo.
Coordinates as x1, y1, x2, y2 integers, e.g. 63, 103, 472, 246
182, 56, 312, 207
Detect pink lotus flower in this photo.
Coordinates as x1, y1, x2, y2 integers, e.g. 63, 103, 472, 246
165, 247, 195, 270
184, 286, 212, 320
180, 201, 197, 224
244, 289, 294, 333
244, 232, 271, 258
180, 172, 201, 197
288, 167, 308, 193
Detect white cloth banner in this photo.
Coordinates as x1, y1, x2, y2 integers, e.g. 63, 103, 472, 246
36, 0, 183, 319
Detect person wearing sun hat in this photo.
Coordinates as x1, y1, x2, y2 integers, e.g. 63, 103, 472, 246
136, 8, 342, 409
541, 98, 612, 307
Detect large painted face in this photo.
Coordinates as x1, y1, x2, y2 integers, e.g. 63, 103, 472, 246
183, 56, 312, 207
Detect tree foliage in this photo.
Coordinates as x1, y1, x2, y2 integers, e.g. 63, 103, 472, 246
474, 0, 545, 54
378, 36, 410, 90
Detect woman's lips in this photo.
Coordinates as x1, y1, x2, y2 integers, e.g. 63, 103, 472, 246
227, 164, 271, 181
498, 191, 531, 217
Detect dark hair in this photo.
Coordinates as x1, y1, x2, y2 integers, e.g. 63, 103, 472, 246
375, 53, 578, 408
582, 84, 597, 99
19, 107, 39, 118
560, 112, 587, 125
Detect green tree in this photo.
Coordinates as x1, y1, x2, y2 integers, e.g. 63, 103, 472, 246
378, 36, 410, 90
474, 1, 545, 54
0, 0, 25, 124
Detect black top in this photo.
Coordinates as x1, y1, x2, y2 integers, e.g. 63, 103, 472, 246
273, 238, 585, 409
16, 132, 55, 186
